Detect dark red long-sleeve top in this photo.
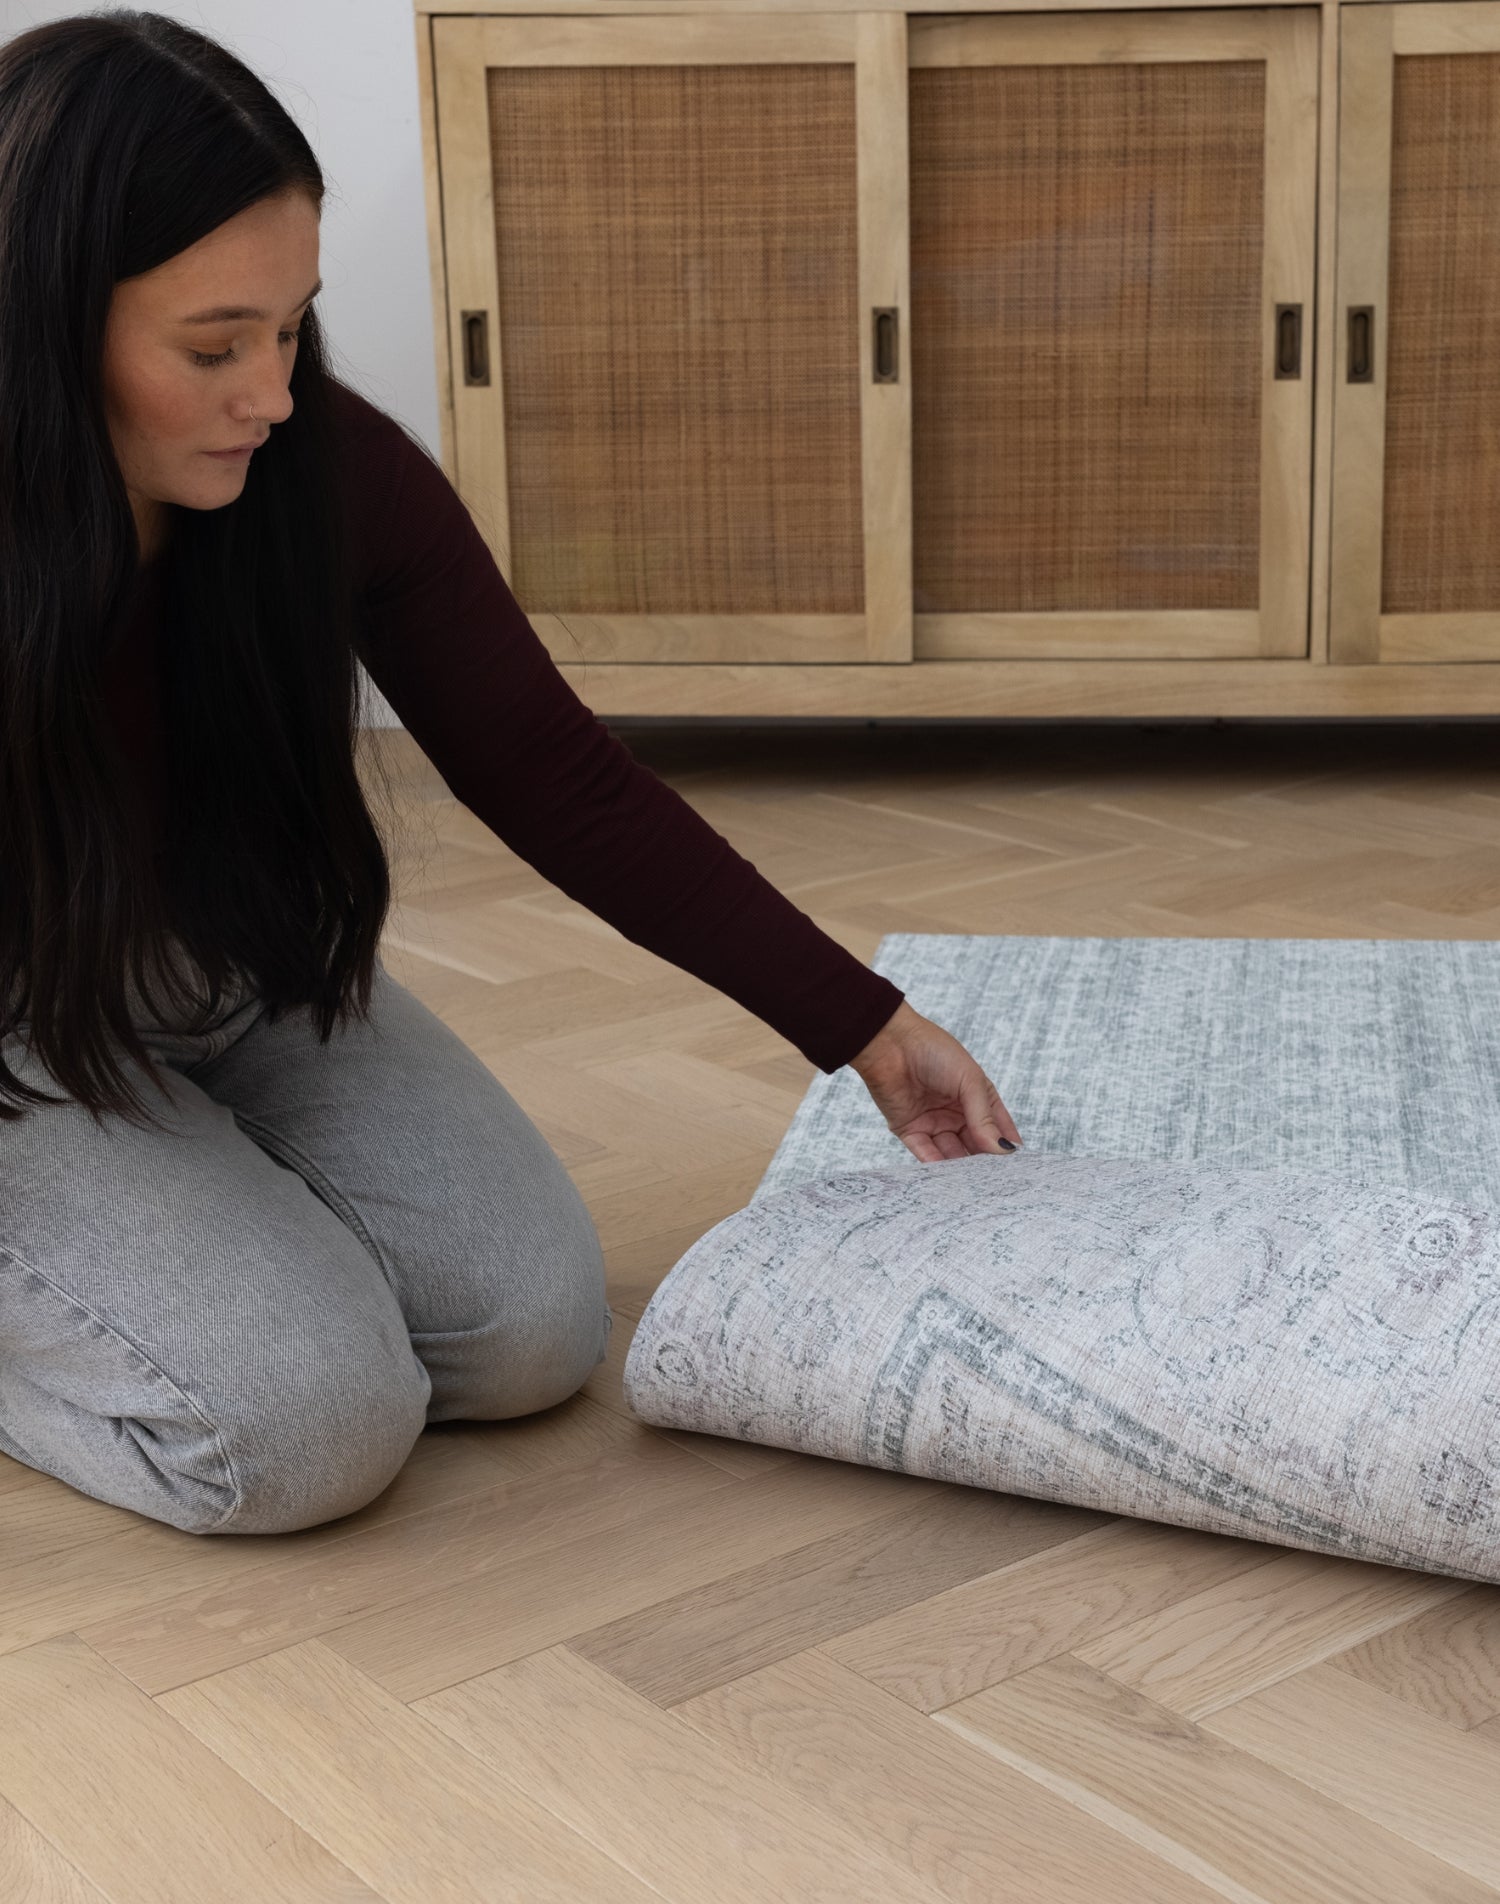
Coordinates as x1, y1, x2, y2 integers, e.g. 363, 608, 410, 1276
100, 377, 906, 1074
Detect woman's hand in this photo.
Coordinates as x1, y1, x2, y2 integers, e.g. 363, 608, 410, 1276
848, 1000, 1024, 1164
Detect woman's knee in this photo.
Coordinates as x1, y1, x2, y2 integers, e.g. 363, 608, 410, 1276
191, 1328, 432, 1537
432, 1205, 613, 1423
175, 1208, 611, 1527
0, 1237, 432, 1540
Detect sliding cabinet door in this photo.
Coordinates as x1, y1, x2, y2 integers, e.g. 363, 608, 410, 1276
1333, 2, 1500, 663
432, 13, 913, 667
909, 9, 1319, 662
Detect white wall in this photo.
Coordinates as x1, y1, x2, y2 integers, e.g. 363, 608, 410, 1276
2, 0, 437, 725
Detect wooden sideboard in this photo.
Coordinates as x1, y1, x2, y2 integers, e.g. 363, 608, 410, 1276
412, 0, 1500, 717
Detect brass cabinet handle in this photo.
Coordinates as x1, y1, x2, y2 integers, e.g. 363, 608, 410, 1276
461, 309, 490, 387
873, 306, 899, 383
1347, 305, 1375, 384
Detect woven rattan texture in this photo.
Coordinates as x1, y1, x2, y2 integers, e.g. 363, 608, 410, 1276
910, 59, 1265, 613
486, 63, 865, 615
1384, 52, 1500, 616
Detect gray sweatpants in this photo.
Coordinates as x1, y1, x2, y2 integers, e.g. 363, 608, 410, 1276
0, 949, 613, 1537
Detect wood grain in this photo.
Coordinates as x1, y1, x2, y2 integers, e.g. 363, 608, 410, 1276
5, 718, 1500, 1899
939, 1654, 1500, 1904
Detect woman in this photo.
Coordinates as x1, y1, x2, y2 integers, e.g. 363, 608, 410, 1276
0, 11, 1023, 1539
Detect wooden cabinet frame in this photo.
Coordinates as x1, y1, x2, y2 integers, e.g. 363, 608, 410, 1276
912, 11, 1316, 665
414, 0, 1500, 718
1332, 1, 1500, 665
430, 12, 912, 667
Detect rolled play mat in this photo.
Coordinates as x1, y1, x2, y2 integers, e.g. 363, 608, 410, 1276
623, 1152, 1500, 1583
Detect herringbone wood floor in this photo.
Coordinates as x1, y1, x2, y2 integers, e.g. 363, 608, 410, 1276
5, 717, 1500, 1902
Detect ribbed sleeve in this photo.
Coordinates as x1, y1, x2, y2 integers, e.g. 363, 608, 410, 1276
337, 385, 906, 1074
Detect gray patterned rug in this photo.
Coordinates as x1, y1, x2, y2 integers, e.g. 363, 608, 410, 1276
622, 935, 1500, 1582
754, 935, 1500, 1212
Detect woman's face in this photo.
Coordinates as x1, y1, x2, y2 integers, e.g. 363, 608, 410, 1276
102, 188, 322, 561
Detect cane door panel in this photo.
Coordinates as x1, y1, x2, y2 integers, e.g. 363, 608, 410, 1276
431, 12, 913, 666
909, 9, 1319, 663
1332, 2, 1500, 664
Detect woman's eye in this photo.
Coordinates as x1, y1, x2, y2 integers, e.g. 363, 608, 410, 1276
191, 330, 301, 369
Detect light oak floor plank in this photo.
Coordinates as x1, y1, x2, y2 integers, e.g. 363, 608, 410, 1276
568, 1488, 1113, 1709
1071, 1549, 1468, 1721
1200, 1661, 1500, 1888
4, 719, 1499, 1900
1328, 1584, 1500, 1729
414, 1644, 952, 1904
320, 1455, 952, 1704
157, 1637, 657, 1902
821, 1517, 1272, 1711
676, 1648, 1225, 1904
77, 1435, 736, 1695
0, 1632, 379, 1903
939, 1653, 1500, 1904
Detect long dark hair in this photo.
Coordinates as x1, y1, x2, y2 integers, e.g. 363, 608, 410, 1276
0, 10, 400, 1130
